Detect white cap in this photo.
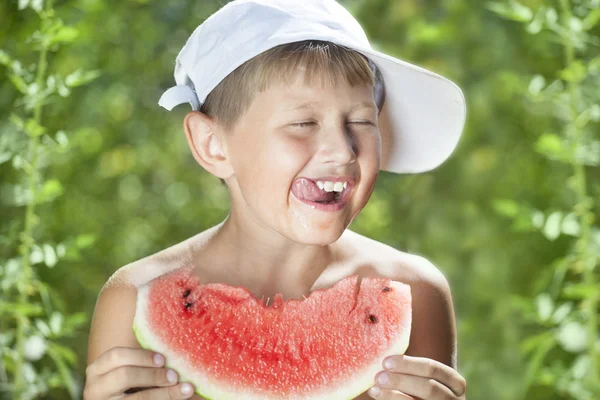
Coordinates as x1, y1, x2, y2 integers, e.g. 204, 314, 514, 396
159, 0, 466, 174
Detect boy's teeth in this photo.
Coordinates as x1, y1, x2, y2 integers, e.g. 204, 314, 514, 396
316, 180, 346, 193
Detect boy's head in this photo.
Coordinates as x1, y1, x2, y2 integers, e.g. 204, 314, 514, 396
182, 39, 382, 244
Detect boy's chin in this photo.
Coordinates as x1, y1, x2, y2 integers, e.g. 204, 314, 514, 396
287, 221, 349, 246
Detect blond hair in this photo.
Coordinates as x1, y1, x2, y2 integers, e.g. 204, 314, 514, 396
199, 40, 376, 186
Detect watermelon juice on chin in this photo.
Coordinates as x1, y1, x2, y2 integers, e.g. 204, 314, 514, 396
133, 267, 412, 400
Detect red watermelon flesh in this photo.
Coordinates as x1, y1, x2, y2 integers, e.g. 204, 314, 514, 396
133, 267, 411, 400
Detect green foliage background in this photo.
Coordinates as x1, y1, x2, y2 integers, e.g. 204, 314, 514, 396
0, 0, 598, 399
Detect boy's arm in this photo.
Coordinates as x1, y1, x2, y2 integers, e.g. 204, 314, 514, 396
404, 265, 457, 368
87, 282, 141, 365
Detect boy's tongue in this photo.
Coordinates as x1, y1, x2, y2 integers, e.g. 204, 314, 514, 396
291, 178, 335, 202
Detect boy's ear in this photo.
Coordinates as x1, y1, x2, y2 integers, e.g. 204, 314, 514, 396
183, 111, 233, 180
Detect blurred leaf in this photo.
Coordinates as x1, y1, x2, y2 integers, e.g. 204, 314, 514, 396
18, 0, 30, 11
9, 113, 25, 130
43, 243, 58, 267
8, 73, 28, 93
492, 199, 520, 218
49, 25, 79, 45
531, 210, 545, 230
0, 49, 12, 65
65, 69, 101, 87
582, 8, 600, 30
24, 118, 46, 138
535, 133, 569, 162
556, 321, 587, 353
37, 179, 64, 204
551, 302, 573, 324
574, 140, 600, 166
571, 354, 590, 380
52, 130, 70, 151
526, 6, 545, 34
23, 335, 46, 361
560, 60, 587, 83
543, 211, 562, 241
29, 244, 44, 265
535, 293, 553, 322
528, 74, 546, 95
523, 331, 555, 390
568, 16, 583, 32
0, 303, 43, 317
34, 319, 51, 337
49, 312, 63, 335
30, 0, 43, 12
75, 233, 97, 249
545, 7, 558, 26
562, 283, 600, 299
560, 212, 580, 236
486, 0, 533, 22
48, 342, 77, 365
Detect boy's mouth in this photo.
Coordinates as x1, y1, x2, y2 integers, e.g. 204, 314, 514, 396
290, 177, 354, 205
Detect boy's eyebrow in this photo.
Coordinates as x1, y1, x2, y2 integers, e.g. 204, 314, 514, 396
350, 101, 378, 112
282, 101, 377, 112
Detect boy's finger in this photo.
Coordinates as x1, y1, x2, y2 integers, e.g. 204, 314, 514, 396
126, 382, 195, 400
367, 386, 414, 399
94, 365, 179, 399
382, 355, 466, 396
88, 347, 164, 376
374, 371, 455, 400
96, 366, 179, 397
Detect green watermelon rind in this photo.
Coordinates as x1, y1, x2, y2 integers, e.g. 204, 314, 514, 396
133, 285, 217, 400
133, 278, 411, 400
133, 324, 214, 399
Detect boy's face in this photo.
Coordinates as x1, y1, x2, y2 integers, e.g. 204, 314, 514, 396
217, 73, 381, 245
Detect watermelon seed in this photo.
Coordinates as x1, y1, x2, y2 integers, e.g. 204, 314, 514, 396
183, 289, 191, 298
185, 302, 193, 309
382, 287, 391, 292
368, 314, 378, 323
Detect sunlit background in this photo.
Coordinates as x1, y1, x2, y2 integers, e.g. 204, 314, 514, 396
1, 0, 599, 399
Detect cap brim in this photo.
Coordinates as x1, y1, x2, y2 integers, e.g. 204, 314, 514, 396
355, 47, 466, 174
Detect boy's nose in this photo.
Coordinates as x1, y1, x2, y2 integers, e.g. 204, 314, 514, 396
317, 126, 357, 167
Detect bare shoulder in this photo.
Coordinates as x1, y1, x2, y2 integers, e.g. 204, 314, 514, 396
343, 229, 450, 289
87, 231, 207, 365
103, 231, 204, 290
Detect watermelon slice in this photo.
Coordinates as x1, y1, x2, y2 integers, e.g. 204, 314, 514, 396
133, 267, 411, 400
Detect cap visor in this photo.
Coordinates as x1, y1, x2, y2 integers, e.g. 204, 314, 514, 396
355, 47, 466, 173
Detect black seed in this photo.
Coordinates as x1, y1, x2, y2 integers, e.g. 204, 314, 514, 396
185, 302, 193, 309
382, 287, 391, 292
183, 289, 191, 298
368, 314, 378, 323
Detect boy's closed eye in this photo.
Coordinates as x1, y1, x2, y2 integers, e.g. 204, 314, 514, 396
290, 120, 377, 128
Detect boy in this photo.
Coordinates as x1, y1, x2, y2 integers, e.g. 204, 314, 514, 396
84, 1, 467, 399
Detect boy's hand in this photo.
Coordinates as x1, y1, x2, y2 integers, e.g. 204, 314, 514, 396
367, 355, 466, 400
84, 347, 195, 399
